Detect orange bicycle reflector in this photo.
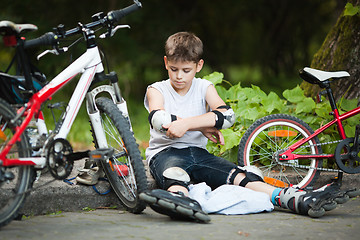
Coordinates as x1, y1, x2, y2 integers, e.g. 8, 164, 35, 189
264, 176, 289, 188
0, 129, 7, 141
267, 130, 297, 137
91, 154, 102, 159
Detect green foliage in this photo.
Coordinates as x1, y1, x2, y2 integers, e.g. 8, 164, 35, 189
82, 207, 96, 212
203, 72, 360, 165
344, 3, 360, 16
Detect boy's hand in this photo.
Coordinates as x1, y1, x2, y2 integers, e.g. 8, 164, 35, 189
200, 127, 224, 145
163, 118, 188, 139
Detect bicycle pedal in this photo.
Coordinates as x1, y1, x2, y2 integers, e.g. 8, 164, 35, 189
89, 148, 114, 161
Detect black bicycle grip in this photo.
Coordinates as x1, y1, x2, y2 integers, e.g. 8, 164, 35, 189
23, 32, 58, 49
107, 2, 142, 22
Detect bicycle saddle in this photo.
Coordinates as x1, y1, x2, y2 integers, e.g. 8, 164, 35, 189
300, 67, 350, 85
0, 20, 37, 35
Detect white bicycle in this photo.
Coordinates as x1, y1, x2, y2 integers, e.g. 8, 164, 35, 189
0, 0, 147, 228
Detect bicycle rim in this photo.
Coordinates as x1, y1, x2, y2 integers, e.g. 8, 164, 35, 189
0, 99, 33, 228
93, 97, 147, 213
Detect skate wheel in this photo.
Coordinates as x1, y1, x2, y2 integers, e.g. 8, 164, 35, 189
176, 205, 193, 216
139, 193, 157, 204
158, 199, 176, 210
323, 201, 337, 211
194, 212, 211, 223
347, 189, 360, 198
308, 207, 325, 218
335, 194, 349, 204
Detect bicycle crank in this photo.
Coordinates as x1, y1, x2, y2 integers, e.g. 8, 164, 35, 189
46, 138, 73, 180
334, 138, 360, 174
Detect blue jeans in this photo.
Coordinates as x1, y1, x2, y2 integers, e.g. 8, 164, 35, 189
149, 147, 237, 190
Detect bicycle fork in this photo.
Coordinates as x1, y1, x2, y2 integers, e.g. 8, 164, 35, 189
86, 71, 132, 149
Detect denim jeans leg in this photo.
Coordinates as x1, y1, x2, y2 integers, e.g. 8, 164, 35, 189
149, 147, 193, 190
189, 147, 237, 189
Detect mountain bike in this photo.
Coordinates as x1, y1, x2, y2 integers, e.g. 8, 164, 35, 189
0, 0, 148, 228
238, 67, 360, 189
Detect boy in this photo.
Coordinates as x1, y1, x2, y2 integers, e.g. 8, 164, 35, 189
139, 32, 356, 223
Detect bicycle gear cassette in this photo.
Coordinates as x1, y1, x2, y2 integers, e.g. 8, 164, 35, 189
334, 138, 360, 174
46, 138, 73, 179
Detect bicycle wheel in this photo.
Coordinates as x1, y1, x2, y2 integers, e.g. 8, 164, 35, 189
0, 98, 34, 228
238, 114, 323, 188
91, 97, 147, 213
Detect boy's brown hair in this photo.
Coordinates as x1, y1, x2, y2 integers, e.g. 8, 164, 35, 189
165, 32, 203, 63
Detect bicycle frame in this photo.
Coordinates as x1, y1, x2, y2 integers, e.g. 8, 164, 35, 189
279, 105, 360, 161
0, 46, 104, 167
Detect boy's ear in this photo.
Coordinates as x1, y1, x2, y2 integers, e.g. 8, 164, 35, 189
164, 56, 169, 69
196, 59, 204, 73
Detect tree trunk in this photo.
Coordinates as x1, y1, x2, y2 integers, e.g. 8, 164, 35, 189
301, 0, 360, 101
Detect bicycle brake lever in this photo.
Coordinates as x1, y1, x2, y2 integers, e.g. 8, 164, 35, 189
37, 47, 68, 60
99, 24, 130, 39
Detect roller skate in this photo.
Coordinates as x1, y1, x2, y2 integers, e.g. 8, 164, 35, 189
140, 189, 210, 223
276, 182, 359, 218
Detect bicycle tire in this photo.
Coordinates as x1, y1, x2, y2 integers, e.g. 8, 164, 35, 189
91, 97, 147, 213
0, 98, 34, 228
238, 114, 323, 188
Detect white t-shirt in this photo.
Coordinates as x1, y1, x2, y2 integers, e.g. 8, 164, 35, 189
144, 77, 213, 163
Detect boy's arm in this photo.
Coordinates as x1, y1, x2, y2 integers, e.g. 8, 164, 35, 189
146, 87, 165, 112
164, 85, 230, 139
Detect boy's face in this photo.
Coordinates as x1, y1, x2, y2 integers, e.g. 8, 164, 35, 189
164, 56, 204, 94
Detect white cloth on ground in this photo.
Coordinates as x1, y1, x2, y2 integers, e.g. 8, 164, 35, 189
188, 182, 274, 215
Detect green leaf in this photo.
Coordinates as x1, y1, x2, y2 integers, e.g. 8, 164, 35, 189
242, 106, 266, 121
226, 83, 246, 102
283, 86, 306, 103
344, 3, 360, 16
315, 107, 328, 119
315, 102, 331, 119
339, 98, 358, 111
219, 129, 241, 153
203, 72, 224, 86
345, 114, 360, 127
215, 85, 228, 100
344, 124, 355, 138
262, 91, 284, 113
251, 85, 267, 99
243, 87, 264, 104
295, 98, 316, 114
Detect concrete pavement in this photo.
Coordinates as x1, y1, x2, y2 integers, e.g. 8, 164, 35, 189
1, 159, 359, 239
19, 158, 360, 216
1, 196, 360, 240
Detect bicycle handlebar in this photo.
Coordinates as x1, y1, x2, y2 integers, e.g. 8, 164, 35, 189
108, 2, 142, 23
23, 32, 58, 49
23, 1, 142, 49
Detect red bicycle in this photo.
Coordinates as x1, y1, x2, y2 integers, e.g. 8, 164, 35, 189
238, 67, 360, 189
0, 1, 147, 228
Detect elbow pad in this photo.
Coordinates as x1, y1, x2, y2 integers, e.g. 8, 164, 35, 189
212, 105, 235, 129
148, 109, 177, 132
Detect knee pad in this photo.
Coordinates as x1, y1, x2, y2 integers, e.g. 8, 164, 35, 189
163, 167, 190, 190
228, 166, 264, 187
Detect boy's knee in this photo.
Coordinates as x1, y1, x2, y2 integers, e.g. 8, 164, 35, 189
163, 167, 190, 190
227, 166, 264, 187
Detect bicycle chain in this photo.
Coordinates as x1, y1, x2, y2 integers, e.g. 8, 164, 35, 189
276, 139, 343, 172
